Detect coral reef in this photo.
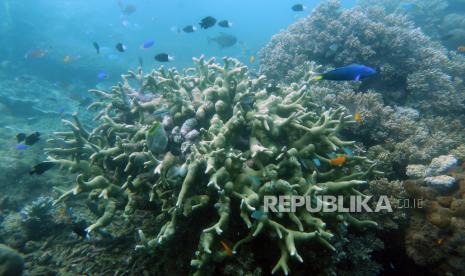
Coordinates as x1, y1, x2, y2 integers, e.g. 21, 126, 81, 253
360, 0, 465, 50
259, 0, 465, 115
43, 56, 381, 274
407, 155, 459, 188
258, 0, 465, 181
310, 85, 465, 177
403, 148, 465, 274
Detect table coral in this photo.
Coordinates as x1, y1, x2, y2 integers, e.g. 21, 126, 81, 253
44, 56, 381, 274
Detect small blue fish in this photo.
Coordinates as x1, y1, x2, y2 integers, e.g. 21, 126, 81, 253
141, 39, 155, 49
251, 210, 265, 220
58, 107, 65, 114
16, 144, 29, 150
248, 176, 261, 186
342, 147, 354, 157
314, 64, 376, 81
312, 158, 321, 167
327, 152, 337, 159
97, 71, 109, 80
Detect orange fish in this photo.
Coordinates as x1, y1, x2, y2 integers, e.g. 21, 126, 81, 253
330, 156, 346, 166
437, 238, 444, 245
220, 240, 233, 257
354, 112, 362, 123
457, 46, 465, 52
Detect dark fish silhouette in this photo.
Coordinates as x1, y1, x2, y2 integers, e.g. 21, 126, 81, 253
199, 16, 216, 29
72, 220, 88, 239
93, 42, 100, 54
25, 132, 40, 145
292, 4, 306, 11
118, 0, 136, 15
16, 133, 26, 143
116, 43, 126, 52
183, 25, 196, 33
154, 53, 174, 62
218, 20, 232, 28
29, 161, 55, 175
208, 33, 237, 48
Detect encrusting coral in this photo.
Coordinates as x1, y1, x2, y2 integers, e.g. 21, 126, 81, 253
403, 149, 465, 275
44, 55, 381, 274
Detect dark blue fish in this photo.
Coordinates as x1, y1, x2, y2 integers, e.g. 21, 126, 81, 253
183, 25, 196, 33
25, 132, 40, 145
292, 4, 306, 12
30, 161, 55, 175
115, 42, 126, 52
315, 64, 376, 81
199, 16, 216, 29
154, 53, 174, 62
16, 133, 26, 143
93, 42, 100, 54
218, 20, 232, 28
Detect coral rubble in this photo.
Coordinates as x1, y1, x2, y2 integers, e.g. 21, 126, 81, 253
44, 56, 381, 274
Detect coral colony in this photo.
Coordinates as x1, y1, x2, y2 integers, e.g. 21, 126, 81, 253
45, 56, 382, 274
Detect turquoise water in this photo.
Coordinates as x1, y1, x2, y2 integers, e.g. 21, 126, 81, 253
2, 0, 355, 85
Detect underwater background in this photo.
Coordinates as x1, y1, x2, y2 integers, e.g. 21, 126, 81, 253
1, 0, 465, 275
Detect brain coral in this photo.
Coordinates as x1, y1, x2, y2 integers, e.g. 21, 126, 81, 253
44, 56, 381, 274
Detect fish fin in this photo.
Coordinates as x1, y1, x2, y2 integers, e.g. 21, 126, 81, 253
313, 75, 323, 81
355, 75, 361, 81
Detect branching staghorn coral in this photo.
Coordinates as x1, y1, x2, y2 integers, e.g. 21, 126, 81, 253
45, 55, 381, 274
